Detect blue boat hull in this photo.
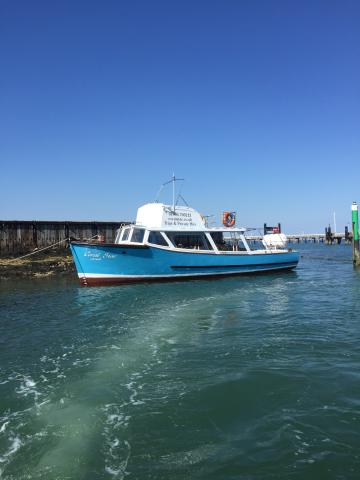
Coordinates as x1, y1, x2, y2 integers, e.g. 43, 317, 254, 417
70, 242, 299, 286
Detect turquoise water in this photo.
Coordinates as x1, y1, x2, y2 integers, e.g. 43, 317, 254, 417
1, 244, 360, 479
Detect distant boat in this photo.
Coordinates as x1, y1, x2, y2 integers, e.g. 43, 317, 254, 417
70, 181, 299, 286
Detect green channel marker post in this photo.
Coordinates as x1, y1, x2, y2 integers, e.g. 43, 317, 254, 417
352, 202, 360, 266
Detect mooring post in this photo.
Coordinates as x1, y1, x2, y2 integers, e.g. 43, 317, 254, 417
352, 202, 360, 266
325, 225, 332, 245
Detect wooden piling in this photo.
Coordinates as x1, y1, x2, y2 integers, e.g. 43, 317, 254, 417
0, 220, 129, 257
325, 225, 333, 245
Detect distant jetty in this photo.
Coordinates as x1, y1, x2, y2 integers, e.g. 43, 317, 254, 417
247, 231, 351, 245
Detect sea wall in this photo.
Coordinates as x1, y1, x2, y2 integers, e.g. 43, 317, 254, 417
0, 220, 129, 257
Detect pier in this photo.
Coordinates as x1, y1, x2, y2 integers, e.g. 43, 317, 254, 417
245, 222, 352, 245
287, 231, 351, 244
289, 232, 351, 244
246, 232, 352, 244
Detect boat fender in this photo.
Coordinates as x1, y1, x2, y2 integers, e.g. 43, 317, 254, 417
222, 211, 236, 227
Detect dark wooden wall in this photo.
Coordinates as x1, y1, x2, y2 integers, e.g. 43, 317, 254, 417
0, 221, 129, 256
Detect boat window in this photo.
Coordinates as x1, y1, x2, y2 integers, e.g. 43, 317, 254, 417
247, 239, 264, 251
148, 231, 168, 246
122, 228, 131, 241
237, 237, 248, 251
115, 228, 122, 243
131, 228, 145, 243
210, 232, 247, 251
165, 232, 212, 250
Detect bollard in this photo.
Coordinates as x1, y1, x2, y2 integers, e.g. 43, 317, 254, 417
352, 202, 360, 266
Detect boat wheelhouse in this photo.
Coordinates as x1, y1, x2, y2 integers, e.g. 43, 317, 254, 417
70, 202, 299, 286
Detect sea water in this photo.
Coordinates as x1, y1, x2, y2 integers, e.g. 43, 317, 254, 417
1, 243, 360, 479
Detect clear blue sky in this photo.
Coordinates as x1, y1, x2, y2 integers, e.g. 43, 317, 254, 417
1, 0, 359, 232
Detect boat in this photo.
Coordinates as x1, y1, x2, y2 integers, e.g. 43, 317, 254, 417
70, 180, 299, 286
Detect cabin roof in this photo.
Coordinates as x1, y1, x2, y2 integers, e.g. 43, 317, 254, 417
131, 203, 245, 232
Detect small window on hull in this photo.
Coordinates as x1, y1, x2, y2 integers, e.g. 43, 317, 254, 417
148, 231, 168, 246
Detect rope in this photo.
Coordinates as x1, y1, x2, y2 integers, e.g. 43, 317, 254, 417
3, 238, 70, 264
2, 234, 100, 264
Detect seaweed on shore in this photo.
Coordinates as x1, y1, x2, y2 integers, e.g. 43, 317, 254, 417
0, 253, 75, 279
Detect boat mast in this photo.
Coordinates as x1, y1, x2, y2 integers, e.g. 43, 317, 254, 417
155, 175, 184, 212
172, 173, 175, 212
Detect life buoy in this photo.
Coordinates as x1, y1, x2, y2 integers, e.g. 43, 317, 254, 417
222, 211, 236, 227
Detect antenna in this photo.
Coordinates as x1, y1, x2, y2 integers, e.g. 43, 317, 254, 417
176, 194, 189, 207
155, 174, 184, 211
154, 184, 164, 203
172, 173, 175, 211
202, 214, 214, 228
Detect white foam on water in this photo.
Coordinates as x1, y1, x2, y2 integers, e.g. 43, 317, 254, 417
48, 367, 59, 373
2, 290, 225, 478
36, 399, 50, 409
110, 438, 120, 448
103, 404, 131, 430
104, 440, 131, 479
0, 435, 22, 464
125, 381, 145, 406
72, 357, 92, 367
0, 421, 9, 433
102, 404, 132, 479
159, 443, 220, 468
28, 429, 47, 440
16, 376, 41, 403
105, 465, 121, 476
106, 413, 130, 429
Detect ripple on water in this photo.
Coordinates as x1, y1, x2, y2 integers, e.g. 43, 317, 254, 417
1, 245, 360, 478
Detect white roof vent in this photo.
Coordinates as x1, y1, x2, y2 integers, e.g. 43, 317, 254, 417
262, 233, 288, 249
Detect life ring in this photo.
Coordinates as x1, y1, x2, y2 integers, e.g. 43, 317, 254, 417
222, 211, 236, 227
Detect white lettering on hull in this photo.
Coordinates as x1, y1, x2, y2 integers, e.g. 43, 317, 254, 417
84, 249, 116, 261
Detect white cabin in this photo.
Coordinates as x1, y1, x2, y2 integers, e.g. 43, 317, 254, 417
114, 203, 288, 255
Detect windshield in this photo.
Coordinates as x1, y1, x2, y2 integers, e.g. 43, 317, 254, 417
165, 232, 212, 250
210, 232, 247, 251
